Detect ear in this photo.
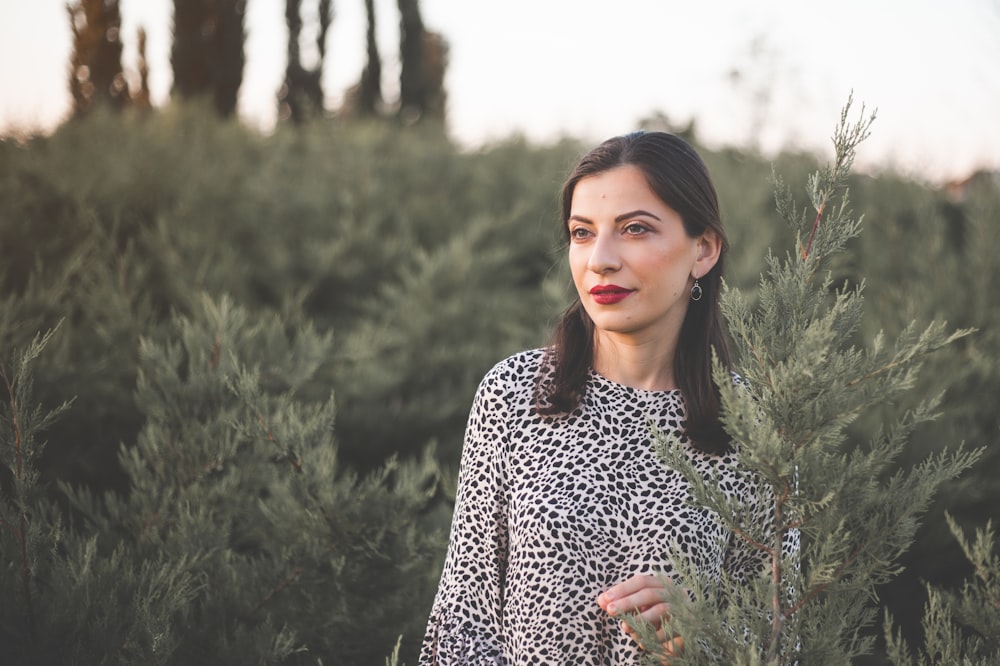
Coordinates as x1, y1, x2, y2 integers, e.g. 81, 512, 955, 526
692, 229, 722, 278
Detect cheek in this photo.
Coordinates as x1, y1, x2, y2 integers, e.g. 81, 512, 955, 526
635, 251, 677, 278
643, 253, 693, 294
567, 249, 588, 281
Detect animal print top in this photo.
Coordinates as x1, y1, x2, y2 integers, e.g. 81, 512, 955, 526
420, 348, 777, 665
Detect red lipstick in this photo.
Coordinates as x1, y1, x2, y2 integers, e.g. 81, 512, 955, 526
589, 285, 632, 305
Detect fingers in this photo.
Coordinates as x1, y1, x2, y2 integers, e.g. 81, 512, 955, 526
659, 635, 684, 665
600, 573, 668, 602
597, 574, 671, 619
621, 622, 684, 666
598, 574, 685, 664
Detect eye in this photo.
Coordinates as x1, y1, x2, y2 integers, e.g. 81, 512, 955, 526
624, 222, 650, 235
569, 226, 592, 240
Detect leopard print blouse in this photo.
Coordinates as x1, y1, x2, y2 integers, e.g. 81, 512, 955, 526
420, 348, 777, 665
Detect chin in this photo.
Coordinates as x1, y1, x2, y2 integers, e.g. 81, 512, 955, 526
590, 318, 639, 336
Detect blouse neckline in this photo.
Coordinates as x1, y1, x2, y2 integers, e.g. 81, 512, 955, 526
587, 367, 683, 399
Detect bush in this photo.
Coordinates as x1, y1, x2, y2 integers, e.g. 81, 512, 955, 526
1, 103, 998, 662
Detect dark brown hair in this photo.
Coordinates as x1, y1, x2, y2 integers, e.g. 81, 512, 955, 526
537, 131, 733, 454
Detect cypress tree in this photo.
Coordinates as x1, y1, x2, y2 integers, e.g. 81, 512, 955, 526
638, 97, 982, 664
396, 0, 425, 123
171, 0, 247, 117
67, 0, 129, 117
356, 0, 383, 116
278, 0, 333, 124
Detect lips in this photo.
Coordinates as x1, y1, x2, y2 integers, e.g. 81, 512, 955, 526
589, 285, 633, 305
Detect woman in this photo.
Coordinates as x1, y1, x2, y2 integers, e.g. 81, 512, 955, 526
420, 131, 770, 664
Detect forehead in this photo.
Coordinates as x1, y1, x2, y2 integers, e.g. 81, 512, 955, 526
571, 165, 662, 210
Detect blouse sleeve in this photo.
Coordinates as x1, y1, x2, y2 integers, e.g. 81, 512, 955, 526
419, 363, 512, 665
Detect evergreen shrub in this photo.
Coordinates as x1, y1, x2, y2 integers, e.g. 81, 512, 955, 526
1, 101, 997, 663
3, 297, 443, 664
641, 99, 986, 664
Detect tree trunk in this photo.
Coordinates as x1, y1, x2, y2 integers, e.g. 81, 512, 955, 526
171, 0, 246, 118
396, 0, 425, 122
67, 0, 127, 117
356, 0, 383, 116
279, 0, 332, 124
133, 27, 152, 111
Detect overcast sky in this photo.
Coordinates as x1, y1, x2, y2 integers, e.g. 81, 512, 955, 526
1, 0, 998, 183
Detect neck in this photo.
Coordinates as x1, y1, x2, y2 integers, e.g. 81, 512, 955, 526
591, 331, 679, 391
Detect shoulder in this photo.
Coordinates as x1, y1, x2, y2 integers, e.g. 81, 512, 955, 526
478, 348, 547, 393
467, 349, 549, 422
465, 350, 547, 443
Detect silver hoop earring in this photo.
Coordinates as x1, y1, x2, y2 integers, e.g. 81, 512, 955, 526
690, 279, 703, 302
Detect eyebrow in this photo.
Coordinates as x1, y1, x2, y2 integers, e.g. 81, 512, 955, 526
568, 209, 663, 224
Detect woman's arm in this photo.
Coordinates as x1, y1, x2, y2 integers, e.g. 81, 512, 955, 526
419, 364, 513, 665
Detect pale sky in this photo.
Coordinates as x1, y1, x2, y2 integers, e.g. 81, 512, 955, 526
1, 0, 998, 183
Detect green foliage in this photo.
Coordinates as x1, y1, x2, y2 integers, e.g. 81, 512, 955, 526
0, 327, 74, 649
885, 514, 1000, 665
644, 98, 984, 664
2, 297, 443, 664
1, 101, 998, 662
844, 171, 1000, 651
0, 109, 579, 484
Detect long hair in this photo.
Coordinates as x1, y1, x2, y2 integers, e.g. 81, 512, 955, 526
537, 131, 733, 454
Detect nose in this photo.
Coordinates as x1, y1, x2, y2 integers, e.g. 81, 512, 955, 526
587, 233, 621, 274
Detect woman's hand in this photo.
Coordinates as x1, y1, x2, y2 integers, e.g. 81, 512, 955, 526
597, 574, 684, 664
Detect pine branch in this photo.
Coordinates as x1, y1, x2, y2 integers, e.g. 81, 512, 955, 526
0, 325, 69, 641
788, 544, 864, 617
800, 92, 876, 262
844, 325, 974, 389
802, 204, 826, 261
0, 359, 35, 638
243, 565, 306, 620
254, 411, 303, 473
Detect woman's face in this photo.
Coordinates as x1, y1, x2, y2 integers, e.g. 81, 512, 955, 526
567, 164, 718, 345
